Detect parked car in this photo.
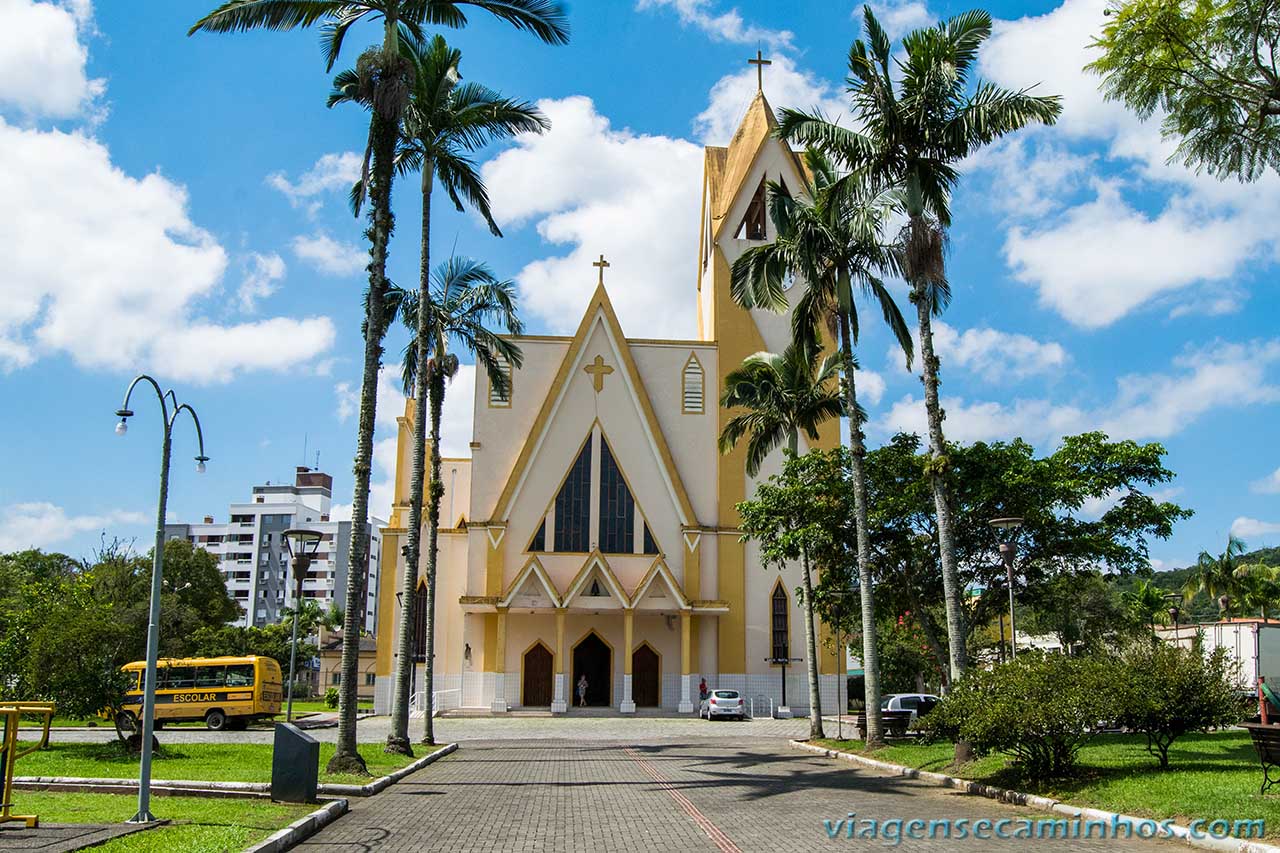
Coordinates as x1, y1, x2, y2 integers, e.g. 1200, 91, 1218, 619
699, 689, 745, 720
879, 693, 939, 723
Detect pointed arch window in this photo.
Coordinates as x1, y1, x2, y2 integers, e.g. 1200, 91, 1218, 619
682, 355, 704, 414
642, 523, 659, 556
528, 518, 547, 553
770, 583, 789, 662
554, 436, 592, 552
599, 440, 634, 554
735, 176, 768, 240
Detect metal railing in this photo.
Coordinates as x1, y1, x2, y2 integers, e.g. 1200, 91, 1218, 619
409, 689, 460, 719
749, 694, 775, 720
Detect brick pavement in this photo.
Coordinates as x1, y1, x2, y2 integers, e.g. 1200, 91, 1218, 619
293, 739, 1181, 852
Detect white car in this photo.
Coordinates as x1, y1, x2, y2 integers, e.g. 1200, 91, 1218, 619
699, 689, 745, 720
879, 693, 939, 723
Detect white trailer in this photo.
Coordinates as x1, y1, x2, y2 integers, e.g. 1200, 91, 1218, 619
1169, 620, 1280, 696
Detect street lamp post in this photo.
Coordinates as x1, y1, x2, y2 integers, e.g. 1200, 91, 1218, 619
113, 375, 207, 825
283, 529, 323, 722
988, 518, 1024, 660
1164, 593, 1182, 648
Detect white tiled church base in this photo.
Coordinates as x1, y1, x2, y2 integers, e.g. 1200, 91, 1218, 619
378, 671, 841, 715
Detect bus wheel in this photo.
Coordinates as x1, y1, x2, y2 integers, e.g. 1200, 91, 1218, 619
115, 711, 137, 732
205, 709, 228, 731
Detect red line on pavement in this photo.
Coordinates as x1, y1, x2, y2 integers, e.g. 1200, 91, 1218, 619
623, 747, 742, 853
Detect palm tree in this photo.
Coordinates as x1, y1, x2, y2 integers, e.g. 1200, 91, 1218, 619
729, 149, 911, 747
398, 257, 522, 744
1235, 565, 1280, 622
376, 35, 546, 757
1183, 536, 1251, 617
778, 6, 1061, 684
719, 345, 849, 740
1121, 579, 1168, 640
190, 0, 567, 777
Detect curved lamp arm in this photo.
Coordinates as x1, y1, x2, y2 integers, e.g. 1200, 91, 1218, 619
171, 403, 209, 472
116, 374, 169, 429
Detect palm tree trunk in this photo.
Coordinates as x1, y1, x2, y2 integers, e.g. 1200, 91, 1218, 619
800, 546, 824, 740
386, 166, 434, 756
910, 250, 966, 685
422, 361, 445, 745
838, 310, 882, 747
328, 10, 402, 777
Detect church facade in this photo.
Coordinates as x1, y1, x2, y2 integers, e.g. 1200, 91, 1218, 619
372, 88, 843, 716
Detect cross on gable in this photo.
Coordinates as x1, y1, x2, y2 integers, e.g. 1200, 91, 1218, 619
748, 50, 771, 91
583, 354, 614, 393
592, 253, 610, 285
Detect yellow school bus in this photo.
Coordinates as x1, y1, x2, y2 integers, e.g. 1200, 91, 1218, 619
115, 656, 282, 731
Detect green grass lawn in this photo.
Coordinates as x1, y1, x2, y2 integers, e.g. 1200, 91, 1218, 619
14, 741, 421, 786
813, 730, 1277, 837
16, 791, 313, 853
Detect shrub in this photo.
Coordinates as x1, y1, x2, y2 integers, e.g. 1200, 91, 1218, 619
924, 651, 1121, 778
324, 687, 339, 709
1114, 642, 1243, 768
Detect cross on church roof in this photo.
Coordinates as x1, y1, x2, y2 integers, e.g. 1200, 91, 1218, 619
592, 253, 610, 286
748, 49, 771, 92
584, 354, 614, 393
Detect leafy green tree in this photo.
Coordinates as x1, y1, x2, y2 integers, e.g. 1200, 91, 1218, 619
1020, 570, 1135, 654
730, 148, 911, 746
1121, 577, 1172, 638
188, 623, 318, 675
723, 354, 845, 741
925, 652, 1122, 777
190, 0, 568, 777
779, 6, 1061, 684
1089, 0, 1280, 180
1183, 535, 1251, 615
1235, 562, 1280, 620
1116, 642, 1243, 768
375, 35, 542, 755
864, 432, 1192, 663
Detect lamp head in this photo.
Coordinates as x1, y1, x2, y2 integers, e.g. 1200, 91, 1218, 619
988, 517, 1024, 532
195, 455, 209, 474
283, 527, 324, 558
114, 408, 132, 436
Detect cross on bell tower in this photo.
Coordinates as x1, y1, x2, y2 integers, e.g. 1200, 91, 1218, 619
592, 253, 610, 286
748, 50, 771, 92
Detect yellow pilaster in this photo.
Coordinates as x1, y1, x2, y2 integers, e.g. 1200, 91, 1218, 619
555, 609, 566, 673
485, 527, 504, 597
494, 607, 508, 674
374, 529, 404, 677
819, 620, 840, 675
623, 610, 634, 675
681, 611, 692, 675
483, 614, 498, 671
683, 528, 701, 601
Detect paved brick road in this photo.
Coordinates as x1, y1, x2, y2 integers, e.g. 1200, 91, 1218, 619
293, 739, 1178, 853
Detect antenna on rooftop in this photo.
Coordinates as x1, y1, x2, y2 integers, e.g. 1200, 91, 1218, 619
315, 450, 321, 472
301, 433, 309, 470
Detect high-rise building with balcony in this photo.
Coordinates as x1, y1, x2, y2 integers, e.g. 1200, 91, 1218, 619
165, 466, 383, 632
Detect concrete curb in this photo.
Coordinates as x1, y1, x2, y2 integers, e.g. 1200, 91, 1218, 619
12, 742, 458, 800
242, 798, 348, 853
791, 740, 1279, 853
319, 742, 457, 797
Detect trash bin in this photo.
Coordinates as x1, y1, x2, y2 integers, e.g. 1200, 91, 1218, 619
271, 722, 319, 803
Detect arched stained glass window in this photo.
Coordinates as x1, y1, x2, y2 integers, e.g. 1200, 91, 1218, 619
554, 436, 592, 552
599, 440, 634, 554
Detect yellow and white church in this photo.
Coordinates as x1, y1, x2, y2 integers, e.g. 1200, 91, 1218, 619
372, 83, 843, 716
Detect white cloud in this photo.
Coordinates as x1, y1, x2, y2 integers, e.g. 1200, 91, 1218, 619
1252, 467, 1280, 495
866, 1, 934, 39
1232, 517, 1280, 540
854, 369, 886, 407
0, 502, 147, 552
0, 119, 336, 382
237, 252, 285, 312
483, 96, 703, 339
335, 381, 358, 422
695, 54, 847, 145
0, 0, 103, 121
880, 339, 1280, 445
977, 0, 1280, 327
636, 0, 793, 49
931, 321, 1068, 382
291, 232, 366, 276
267, 151, 361, 212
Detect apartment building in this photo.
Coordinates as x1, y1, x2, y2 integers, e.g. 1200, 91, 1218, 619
166, 466, 384, 632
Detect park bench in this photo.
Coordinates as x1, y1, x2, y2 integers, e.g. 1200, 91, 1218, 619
1243, 723, 1280, 794
852, 709, 915, 739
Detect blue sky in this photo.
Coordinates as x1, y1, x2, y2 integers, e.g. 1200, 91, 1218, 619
1, 0, 1277, 571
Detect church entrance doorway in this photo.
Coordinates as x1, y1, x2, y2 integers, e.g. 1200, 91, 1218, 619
571, 632, 612, 707
522, 642, 553, 707
632, 643, 660, 707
